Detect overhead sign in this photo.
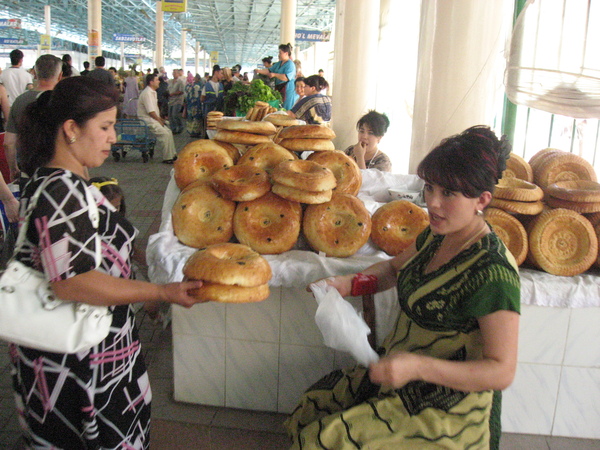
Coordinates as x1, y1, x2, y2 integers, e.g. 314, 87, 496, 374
162, 0, 187, 13
0, 38, 25, 45
0, 19, 21, 29
113, 34, 146, 43
40, 34, 51, 50
210, 51, 218, 65
295, 29, 331, 42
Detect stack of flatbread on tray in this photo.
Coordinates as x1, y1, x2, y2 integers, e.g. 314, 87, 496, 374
278, 124, 336, 153
213, 118, 277, 145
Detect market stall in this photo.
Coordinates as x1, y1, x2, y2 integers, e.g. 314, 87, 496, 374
147, 168, 600, 439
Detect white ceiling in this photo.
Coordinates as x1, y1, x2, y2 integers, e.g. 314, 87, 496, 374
0, 0, 336, 66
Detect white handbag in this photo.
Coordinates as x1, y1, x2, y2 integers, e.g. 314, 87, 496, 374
0, 176, 112, 353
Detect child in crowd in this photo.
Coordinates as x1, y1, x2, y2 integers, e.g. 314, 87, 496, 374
90, 177, 166, 323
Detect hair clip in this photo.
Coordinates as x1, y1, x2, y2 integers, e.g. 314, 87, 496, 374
92, 178, 118, 189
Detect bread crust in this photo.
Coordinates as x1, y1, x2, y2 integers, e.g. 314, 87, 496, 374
279, 138, 335, 152
172, 183, 235, 248
495, 178, 544, 202
183, 243, 272, 287
370, 200, 429, 256
271, 183, 333, 204
303, 194, 372, 257
211, 165, 271, 202
272, 160, 336, 192
213, 129, 272, 145
217, 119, 277, 136
527, 208, 598, 276
307, 150, 362, 196
237, 142, 297, 173
484, 208, 528, 266
174, 140, 234, 190
546, 180, 600, 203
234, 192, 302, 254
279, 124, 336, 140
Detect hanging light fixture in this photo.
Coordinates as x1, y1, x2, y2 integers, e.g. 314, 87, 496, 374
505, 0, 600, 118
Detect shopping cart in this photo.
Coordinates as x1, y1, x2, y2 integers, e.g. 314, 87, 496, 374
111, 119, 156, 163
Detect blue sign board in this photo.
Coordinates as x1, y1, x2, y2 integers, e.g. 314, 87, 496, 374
0, 19, 21, 29
295, 29, 331, 42
113, 34, 145, 43
0, 38, 24, 45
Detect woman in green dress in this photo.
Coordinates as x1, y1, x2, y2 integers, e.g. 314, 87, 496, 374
285, 125, 520, 449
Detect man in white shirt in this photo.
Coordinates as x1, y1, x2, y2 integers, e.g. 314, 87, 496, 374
167, 69, 186, 134
0, 49, 33, 106
137, 73, 177, 163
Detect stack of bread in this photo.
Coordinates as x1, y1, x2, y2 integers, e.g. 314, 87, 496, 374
236, 141, 297, 173
206, 111, 224, 131
271, 160, 337, 204
263, 114, 301, 143
171, 131, 375, 258
183, 243, 272, 303
214, 118, 277, 145
278, 124, 336, 153
244, 101, 278, 121
488, 148, 599, 274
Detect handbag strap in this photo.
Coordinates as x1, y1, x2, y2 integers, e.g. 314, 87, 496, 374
13, 174, 101, 268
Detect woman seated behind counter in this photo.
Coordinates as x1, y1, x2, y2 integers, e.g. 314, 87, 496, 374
285, 125, 520, 450
345, 110, 392, 172
286, 75, 331, 125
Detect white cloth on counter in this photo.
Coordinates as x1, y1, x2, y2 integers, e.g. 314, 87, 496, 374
146, 168, 600, 308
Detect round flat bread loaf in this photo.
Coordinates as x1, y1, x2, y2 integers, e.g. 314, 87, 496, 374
174, 140, 234, 190
303, 194, 372, 257
217, 119, 277, 136
502, 153, 533, 182
211, 165, 271, 202
271, 183, 333, 204
545, 195, 600, 213
183, 243, 271, 287
527, 208, 598, 276
546, 180, 600, 203
272, 160, 337, 192
495, 177, 544, 202
371, 200, 429, 256
529, 148, 562, 173
279, 138, 335, 152
234, 192, 302, 254
183, 243, 272, 303
279, 124, 336, 140
172, 183, 235, 248
484, 208, 528, 266
236, 142, 297, 173
307, 150, 362, 196
489, 197, 544, 215
214, 129, 272, 145
533, 151, 597, 188
263, 114, 300, 127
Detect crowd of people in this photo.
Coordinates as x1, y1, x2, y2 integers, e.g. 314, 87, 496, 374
0, 46, 521, 449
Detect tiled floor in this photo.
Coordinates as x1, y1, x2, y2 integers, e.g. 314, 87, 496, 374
1, 132, 599, 449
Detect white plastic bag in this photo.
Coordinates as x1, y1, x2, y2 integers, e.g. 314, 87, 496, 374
310, 280, 379, 366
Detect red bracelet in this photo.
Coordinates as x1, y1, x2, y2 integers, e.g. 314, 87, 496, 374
351, 273, 378, 296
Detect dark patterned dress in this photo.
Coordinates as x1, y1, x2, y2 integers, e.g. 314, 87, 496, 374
285, 228, 520, 449
9, 168, 151, 449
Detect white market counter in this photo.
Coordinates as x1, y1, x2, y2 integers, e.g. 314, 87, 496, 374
146, 170, 600, 439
